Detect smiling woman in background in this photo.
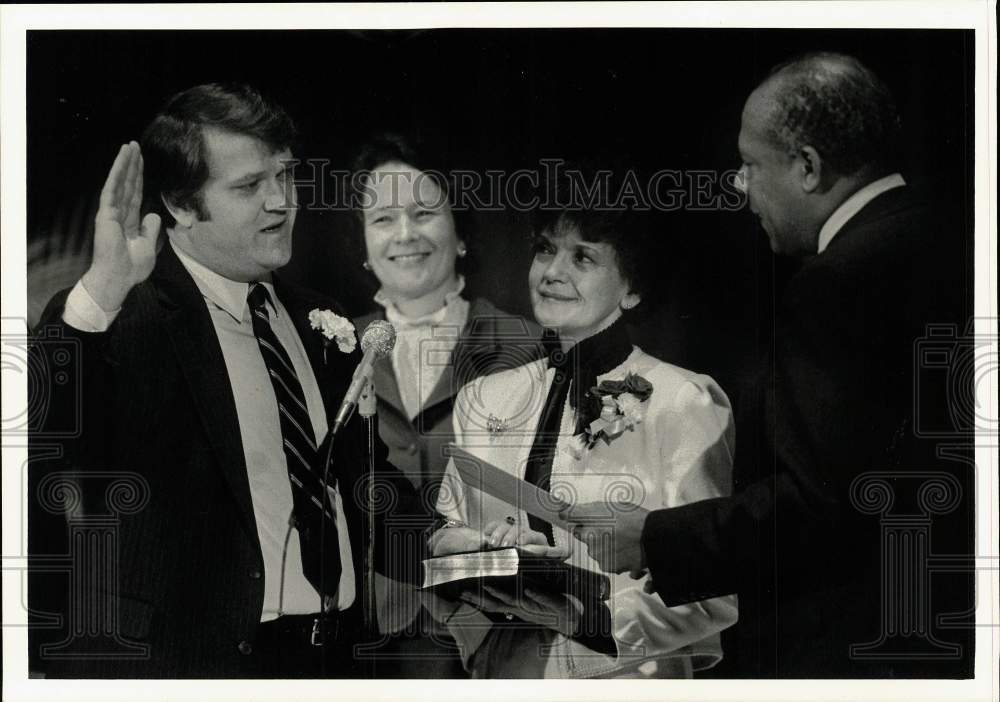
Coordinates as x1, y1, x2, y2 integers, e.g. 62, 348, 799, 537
430, 167, 739, 678
349, 133, 541, 678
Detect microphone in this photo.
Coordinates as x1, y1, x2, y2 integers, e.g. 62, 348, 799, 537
329, 320, 395, 436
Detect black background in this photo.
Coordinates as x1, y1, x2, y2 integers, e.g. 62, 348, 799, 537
26, 27, 975, 415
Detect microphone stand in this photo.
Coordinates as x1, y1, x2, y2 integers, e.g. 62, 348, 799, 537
358, 377, 378, 639
315, 368, 373, 672
316, 412, 337, 676
314, 321, 393, 677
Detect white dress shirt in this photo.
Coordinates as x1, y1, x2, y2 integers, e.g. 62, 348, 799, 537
63, 240, 355, 620
817, 172, 906, 253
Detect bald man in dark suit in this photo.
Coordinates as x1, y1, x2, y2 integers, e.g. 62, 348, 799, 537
566, 52, 974, 678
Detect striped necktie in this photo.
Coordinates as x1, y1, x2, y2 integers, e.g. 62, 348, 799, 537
247, 283, 341, 597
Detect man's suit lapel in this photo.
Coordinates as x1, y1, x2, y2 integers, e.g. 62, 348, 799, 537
151, 243, 259, 543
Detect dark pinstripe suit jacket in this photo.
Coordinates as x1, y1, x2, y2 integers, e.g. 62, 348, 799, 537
29, 242, 428, 678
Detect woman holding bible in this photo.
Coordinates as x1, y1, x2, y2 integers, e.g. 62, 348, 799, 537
431, 171, 738, 678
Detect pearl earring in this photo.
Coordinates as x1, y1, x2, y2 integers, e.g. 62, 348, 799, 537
362, 261, 373, 271
457, 244, 467, 258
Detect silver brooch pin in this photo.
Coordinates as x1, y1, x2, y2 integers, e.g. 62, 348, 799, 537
486, 414, 509, 440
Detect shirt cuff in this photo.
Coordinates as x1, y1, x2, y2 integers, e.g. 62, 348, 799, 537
63, 279, 120, 332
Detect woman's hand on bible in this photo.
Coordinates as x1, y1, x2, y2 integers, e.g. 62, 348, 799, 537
429, 526, 488, 556
484, 518, 571, 560
483, 517, 548, 549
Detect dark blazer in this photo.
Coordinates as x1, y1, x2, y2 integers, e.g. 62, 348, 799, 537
355, 298, 543, 507
642, 186, 974, 677
354, 298, 543, 638
28, 243, 428, 678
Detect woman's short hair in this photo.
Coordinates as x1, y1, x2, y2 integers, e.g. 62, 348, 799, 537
350, 132, 447, 210
531, 163, 658, 309
141, 83, 297, 227
348, 131, 473, 268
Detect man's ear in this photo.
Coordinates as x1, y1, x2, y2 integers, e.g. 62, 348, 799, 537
797, 146, 823, 193
162, 194, 196, 229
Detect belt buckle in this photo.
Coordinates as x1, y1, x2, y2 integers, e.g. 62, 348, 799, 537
310, 615, 338, 647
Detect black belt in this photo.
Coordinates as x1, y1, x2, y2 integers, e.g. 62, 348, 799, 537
257, 612, 343, 648
243, 612, 356, 678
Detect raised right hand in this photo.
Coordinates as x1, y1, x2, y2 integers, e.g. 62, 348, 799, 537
82, 141, 162, 313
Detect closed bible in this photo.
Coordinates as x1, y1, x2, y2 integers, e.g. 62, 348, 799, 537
421, 547, 610, 603
421, 547, 616, 655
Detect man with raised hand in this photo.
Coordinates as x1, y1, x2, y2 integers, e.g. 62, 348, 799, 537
31, 83, 427, 678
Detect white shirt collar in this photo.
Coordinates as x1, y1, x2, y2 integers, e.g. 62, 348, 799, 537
170, 240, 277, 322
374, 275, 466, 328
817, 173, 906, 254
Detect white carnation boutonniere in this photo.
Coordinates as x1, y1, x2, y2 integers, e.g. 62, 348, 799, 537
581, 372, 654, 449
309, 309, 357, 361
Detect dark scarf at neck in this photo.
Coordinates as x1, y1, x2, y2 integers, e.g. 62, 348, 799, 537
542, 317, 634, 434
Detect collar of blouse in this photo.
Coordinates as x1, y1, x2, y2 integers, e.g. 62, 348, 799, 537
542, 316, 634, 431
374, 275, 468, 329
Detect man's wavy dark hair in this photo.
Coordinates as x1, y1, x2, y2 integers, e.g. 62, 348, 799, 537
763, 52, 902, 176
141, 83, 297, 227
